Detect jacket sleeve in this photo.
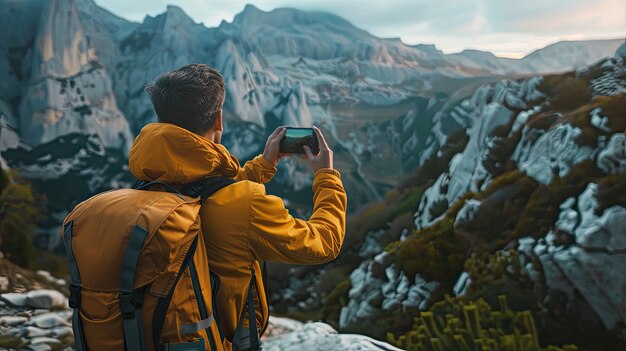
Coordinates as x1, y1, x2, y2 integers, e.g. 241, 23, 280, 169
235, 154, 277, 184
248, 169, 347, 264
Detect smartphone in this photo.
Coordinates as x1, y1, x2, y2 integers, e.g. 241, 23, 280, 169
279, 127, 319, 154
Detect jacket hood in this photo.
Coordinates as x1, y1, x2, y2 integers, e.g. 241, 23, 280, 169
128, 123, 241, 183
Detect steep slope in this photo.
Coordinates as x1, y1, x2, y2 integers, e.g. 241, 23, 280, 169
15, 0, 132, 151
318, 49, 626, 350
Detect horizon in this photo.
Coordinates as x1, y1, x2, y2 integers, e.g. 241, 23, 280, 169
94, 0, 626, 59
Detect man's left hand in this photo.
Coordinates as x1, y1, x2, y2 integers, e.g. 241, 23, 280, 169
262, 127, 289, 167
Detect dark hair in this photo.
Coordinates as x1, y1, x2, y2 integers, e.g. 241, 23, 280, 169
145, 64, 226, 134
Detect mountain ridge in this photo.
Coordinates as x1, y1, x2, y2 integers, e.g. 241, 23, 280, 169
0, 0, 622, 250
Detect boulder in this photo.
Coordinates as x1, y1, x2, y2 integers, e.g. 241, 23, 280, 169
28, 313, 70, 329
263, 319, 403, 351
0, 292, 27, 307
25, 289, 66, 309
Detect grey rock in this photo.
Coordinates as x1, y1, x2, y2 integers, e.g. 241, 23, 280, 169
27, 343, 52, 351
597, 133, 626, 174
0, 315, 28, 326
28, 312, 70, 329
1, 293, 28, 307
26, 289, 66, 309
453, 272, 472, 297
20, 326, 51, 338
263, 318, 404, 351
50, 325, 73, 338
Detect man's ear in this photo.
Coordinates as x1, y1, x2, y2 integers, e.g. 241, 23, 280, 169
215, 109, 223, 132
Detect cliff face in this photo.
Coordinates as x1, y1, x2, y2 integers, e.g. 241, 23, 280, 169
16, 0, 132, 152
331, 49, 626, 349
1, 0, 624, 348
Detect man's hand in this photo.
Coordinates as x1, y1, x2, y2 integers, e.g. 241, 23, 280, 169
262, 127, 288, 167
303, 126, 333, 172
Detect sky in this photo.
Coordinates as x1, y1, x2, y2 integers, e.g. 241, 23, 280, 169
95, 0, 626, 59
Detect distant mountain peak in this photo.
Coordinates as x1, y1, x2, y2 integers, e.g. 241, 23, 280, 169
242, 4, 262, 14
163, 4, 195, 24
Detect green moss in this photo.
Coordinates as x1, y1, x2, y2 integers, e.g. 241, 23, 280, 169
464, 251, 537, 312
457, 170, 539, 252
537, 73, 591, 112
389, 219, 467, 285
388, 295, 577, 351
512, 160, 603, 242
395, 182, 433, 217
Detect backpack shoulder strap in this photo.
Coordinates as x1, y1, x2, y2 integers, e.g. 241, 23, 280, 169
181, 176, 237, 204
133, 176, 236, 204
119, 225, 149, 351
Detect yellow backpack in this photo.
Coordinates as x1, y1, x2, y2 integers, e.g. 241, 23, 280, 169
62, 177, 236, 351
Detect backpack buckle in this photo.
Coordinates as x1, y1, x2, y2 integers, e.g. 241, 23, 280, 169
120, 290, 144, 319
68, 284, 81, 309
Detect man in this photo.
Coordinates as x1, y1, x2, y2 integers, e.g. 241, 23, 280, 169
128, 64, 347, 350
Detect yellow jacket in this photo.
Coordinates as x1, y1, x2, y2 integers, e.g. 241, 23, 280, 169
128, 123, 347, 350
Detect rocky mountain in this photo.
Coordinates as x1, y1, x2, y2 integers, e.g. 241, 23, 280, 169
0, 0, 625, 348
452, 39, 624, 75
0, 0, 621, 251
272, 42, 626, 350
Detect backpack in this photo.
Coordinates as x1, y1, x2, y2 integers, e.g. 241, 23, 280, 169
62, 177, 262, 351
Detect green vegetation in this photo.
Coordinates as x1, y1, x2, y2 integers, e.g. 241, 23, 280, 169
389, 219, 466, 286
320, 278, 351, 329
0, 170, 67, 278
289, 66, 626, 350
512, 160, 603, 242
464, 251, 537, 313
388, 295, 577, 351
455, 170, 539, 252
395, 182, 433, 217
537, 73, 591, 113
0, 170, 39, 268
532, 68, 626, 148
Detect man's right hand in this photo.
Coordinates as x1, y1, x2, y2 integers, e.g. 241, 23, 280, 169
303, 126, 333, 172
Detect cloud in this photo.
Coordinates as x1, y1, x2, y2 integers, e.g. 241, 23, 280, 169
94, 0, 626, 58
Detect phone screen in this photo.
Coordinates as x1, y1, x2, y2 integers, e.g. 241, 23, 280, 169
279, 128, 319, 154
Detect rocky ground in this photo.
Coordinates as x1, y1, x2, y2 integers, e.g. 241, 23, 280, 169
0, 257, 401, 351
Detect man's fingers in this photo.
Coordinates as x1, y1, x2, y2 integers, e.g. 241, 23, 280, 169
313, 126, 330, 150
303, 145, 315, 160
270, 127, 284, 140
271, 128, 287, 144
279, 153, 293, 158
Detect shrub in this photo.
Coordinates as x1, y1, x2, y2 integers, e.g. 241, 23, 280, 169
388, 294, 577, 351
463, 250, 626, 351
389, 219, 467, 286
538, 73, 591, 112
458, 170, 538, 252
395, 182, 433, 217
0, 179, 39, 268
512, 160, 603, 240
